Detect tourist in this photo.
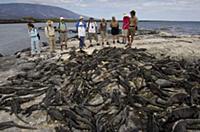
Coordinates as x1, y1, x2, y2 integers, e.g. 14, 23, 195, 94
99, 18, 109, 46
87, 17, 99, 46
127, 10, 138, 47
110, 16, 120, 44
122, 13, 130, 44
76, 16, 87, 50
45, 20, 56, 53
58, 17, 68, 50
27, 23, 40, 56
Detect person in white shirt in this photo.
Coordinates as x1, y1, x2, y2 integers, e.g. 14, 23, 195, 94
87, 17, 99, 46
76, 16, 87, 50
45, 20, 56, 53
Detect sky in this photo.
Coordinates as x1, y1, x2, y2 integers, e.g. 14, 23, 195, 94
0, 0, 200, 21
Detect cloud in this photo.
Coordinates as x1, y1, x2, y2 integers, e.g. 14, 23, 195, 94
1, 0, 200, 21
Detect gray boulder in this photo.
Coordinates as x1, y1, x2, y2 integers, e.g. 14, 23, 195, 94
0, 53, 3, 57
18, 62, 36, 71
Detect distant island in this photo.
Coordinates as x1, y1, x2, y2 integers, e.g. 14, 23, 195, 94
0, 3, 86, 23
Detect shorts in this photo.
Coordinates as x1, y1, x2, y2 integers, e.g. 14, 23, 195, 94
128, 27, 136, 36
60, 32, 67, 43
100, 31, 107, 39
88, 33, 98, 41
111, 27, 119, 35
122, 29, 128, 36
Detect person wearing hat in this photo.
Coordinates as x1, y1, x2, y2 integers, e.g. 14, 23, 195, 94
45, 20, 56, 52
27, 23, 41, 56
87, 17, 99, 46
75, 16, 87, 50
58, 17, 68, 50
122, 13, 130, 44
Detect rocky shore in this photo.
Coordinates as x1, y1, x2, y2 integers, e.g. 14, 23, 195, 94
0, 32, 200, 132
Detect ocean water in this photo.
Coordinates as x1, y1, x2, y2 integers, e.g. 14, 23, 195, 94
0, 21, 200, 56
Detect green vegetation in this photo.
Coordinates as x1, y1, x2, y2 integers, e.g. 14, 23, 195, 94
0, 17, 80, 24
0, 17, 117, 24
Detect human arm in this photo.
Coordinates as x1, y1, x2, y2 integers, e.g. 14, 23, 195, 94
44, 27, 49, 38
75, 22, 79, 32
134, 17, 138, 30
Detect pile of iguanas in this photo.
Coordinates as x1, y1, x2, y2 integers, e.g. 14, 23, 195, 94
0, 47, 200, 132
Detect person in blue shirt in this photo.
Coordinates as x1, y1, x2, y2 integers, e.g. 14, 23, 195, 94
76, 16, 87, 50
27, 23, 40, 56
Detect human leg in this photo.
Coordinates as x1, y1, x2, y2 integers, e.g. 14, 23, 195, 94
60, 33, 67, 50
52, 37, 56, 52
35, 40, 41, 54
88, 33, 92, 44
49, 37, 55, 52
112, 35, 116, 44
117, 35, 120, 43
126, 27, 135, 47
60, 33, 64, 50
79, 37, 85, 49
94, 33, 98, 43
31, 39, 36, 55
130, 28, 136, 46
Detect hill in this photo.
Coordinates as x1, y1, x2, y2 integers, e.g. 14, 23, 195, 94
0, 3, 83, 19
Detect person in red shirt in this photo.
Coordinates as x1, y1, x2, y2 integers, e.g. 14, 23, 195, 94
122, 13, 130, 44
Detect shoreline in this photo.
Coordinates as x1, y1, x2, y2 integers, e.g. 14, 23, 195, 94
2, 30, 199, 58
1, 19, 200, 24
1, 29, 200, 57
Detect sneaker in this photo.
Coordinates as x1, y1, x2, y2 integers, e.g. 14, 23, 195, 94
125, 44, 129, 48
125, 44, 132, 48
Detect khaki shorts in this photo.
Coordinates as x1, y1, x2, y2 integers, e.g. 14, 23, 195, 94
122, 29, 128, 36
128, 27, 136, 36
60, 32, 67, 44
100, 31, 107, 39
88, 33, 98, 41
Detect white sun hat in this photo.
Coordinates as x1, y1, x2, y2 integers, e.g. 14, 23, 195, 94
123, 13, 129, 17
47, 20, 53, 25
60, 17, 64, 20
79, 16, 84, 19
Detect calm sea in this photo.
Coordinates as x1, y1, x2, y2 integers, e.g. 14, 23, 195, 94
0, 21, 200, 56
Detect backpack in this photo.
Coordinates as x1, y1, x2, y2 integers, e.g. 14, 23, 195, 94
35, 28, 40, 40
33, 28, 40, 40
37, 33, 40, 40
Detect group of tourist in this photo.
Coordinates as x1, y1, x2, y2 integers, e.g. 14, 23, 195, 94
27, 10, 138, 56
